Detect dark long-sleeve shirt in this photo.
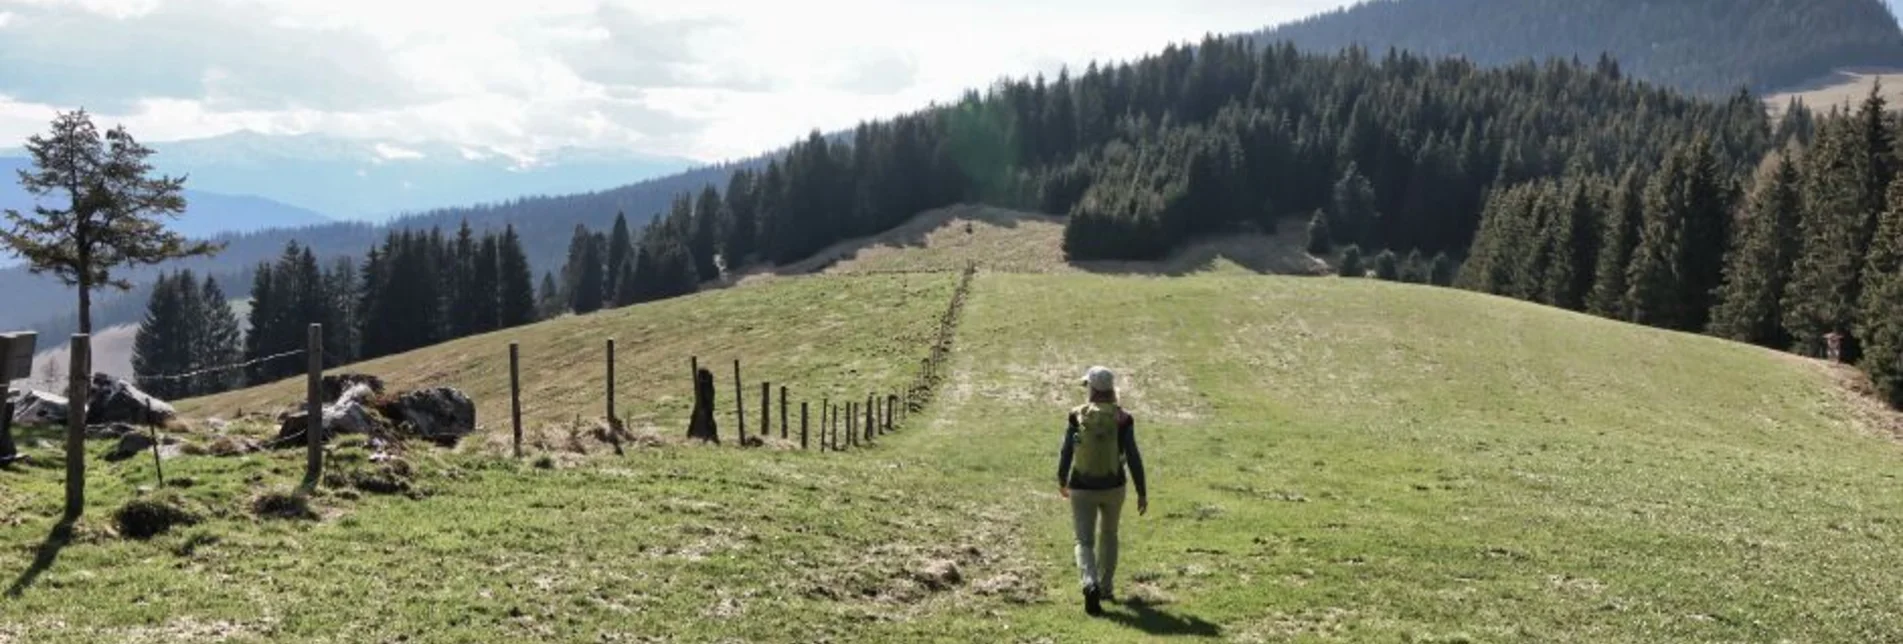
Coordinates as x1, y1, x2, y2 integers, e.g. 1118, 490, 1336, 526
1057, 409, 1147, 497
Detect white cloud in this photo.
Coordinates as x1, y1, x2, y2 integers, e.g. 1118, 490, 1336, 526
0, 0, 1355, 162
372, 142, 423, 161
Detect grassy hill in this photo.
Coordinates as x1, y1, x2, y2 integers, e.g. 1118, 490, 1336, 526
1766, 68, 1903, 115
5, 245, 1903, 640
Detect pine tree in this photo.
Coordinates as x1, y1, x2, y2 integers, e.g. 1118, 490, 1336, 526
1587, 168, 1645, 319
243, 261, 279, 385
605, 212, 632, 300
195, 276, 242, 396
613, 250, 641, 308
1400, 249, 1427, 283
132, 271, 192, 400
724, 170, 758, 266
1540, 177, 1601, 311
472, 234, 502, 332
1330, 163, 1378, 246
1428, 252, 1456, 286
498, 225, 538, 328
1337, 245, 1365, 277
1710, 149, 1804, 346
450, 221, 479, 337
320, 257, 359, 367
1859, 263, 1903, 407
1784, 89, 1895, 357
1626, 136, 1730, 331
689, 189, 723, 281
1, 111, 221, 339
1305, 209, 1332, 254
1373, 249, 1400, 280
537, 271, 563, 320
563, 224, 605, 314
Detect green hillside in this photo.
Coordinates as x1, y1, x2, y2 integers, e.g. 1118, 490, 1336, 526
6, 262, 1902, 641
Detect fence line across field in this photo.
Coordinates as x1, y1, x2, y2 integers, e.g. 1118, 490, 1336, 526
134, 348, 306, 383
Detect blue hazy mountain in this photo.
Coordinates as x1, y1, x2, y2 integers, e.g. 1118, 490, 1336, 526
137, 131, 696, 221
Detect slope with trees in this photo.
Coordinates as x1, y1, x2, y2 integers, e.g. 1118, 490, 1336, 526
1250, 0, 1903, 95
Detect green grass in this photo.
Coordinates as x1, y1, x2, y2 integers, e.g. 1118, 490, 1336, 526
6, 269, 1903, 642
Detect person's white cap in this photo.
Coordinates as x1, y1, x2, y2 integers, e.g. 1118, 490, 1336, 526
1081, 366, 1115, 392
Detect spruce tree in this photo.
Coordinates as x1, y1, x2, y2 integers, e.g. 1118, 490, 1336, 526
243, 262, 279, 384
724, 170, 758, 266
1784, 90, 1894, 357
321, 257, 359, 367
1626, 136, 1729, 331
691, 187, 725, 281
450, 221, 479, 337
472, 234, 502, 332
132, 271, 192, 400
563, 224, 605, 314
1587, 168, 1644, 319
1859, 263, 1903, 407
1373, 249, 1400, 281
605, 212, 632, 300
498, 225, 538, 328
536, 271, 563, 321
1710, 149, 1804, 346
1305, 209, 1332, 255
1401, 249, 1427, 283
1337, 245, 1365, 277
1330, 163, 1378, 246
195, 276, 242, 396
1428, 252, 1456, 286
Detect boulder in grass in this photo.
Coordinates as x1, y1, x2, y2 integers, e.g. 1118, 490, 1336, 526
381, 387, 476, 446
273, 400, 392, 447
320, 374, 386, 403
9, 390, 68, 425
85, 374, 175, 426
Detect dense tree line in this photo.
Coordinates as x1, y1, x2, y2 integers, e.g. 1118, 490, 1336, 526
1251, 0, 1903, 95
1461, 88, 1903, 408
131, 270, 242, 399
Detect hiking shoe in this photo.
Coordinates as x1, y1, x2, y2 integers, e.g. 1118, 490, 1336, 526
1083, 584, 1104, 616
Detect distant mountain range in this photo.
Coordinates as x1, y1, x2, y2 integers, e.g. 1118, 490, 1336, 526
135, 131, 695, 221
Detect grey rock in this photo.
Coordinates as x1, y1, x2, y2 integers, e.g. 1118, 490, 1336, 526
383, 387, 475, 445
85, 374, 175, 426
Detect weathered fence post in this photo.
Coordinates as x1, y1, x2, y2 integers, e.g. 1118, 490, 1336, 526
820, 398, 829, 452
759, 381, 770, 442
849, 401, 858, 448
302, 324, 323, 492
63, 334, 89, 520
865, 395, 875, 441
780, 386, 789, 440
733, 359, 746, 443
146, 397, 164, 488
510, 342, 523, 458
606, 338, 616, 425
800, 401, 809, 450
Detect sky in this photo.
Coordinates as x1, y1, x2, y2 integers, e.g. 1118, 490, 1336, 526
0, 0, 1352, 164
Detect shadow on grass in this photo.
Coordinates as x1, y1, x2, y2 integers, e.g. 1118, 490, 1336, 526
6, 517, 77, 598
1103, 600, 1222, 637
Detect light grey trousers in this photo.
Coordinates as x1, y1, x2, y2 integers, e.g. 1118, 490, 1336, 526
1070, 485, 1127, 593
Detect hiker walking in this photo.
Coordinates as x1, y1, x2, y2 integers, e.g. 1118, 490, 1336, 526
1826, 330, 1845, 363
1058, 365, 1148, 616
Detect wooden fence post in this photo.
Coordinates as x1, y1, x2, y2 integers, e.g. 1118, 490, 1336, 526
800, 402, 809, 450
760, 381, 771, 441
606, 338, 616, 425
848, 402, 857, 448
733, 359, 746, 443
866, 395, 875, 440
62, 334, 90, 520
145, 397, 164, 488
780, 386, 789, 440
303, 324, 323, 492
820, 398, 829, 452
510, 342, 523, 459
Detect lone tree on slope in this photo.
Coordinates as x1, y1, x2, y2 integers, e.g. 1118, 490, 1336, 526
1, 110, 221, 340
